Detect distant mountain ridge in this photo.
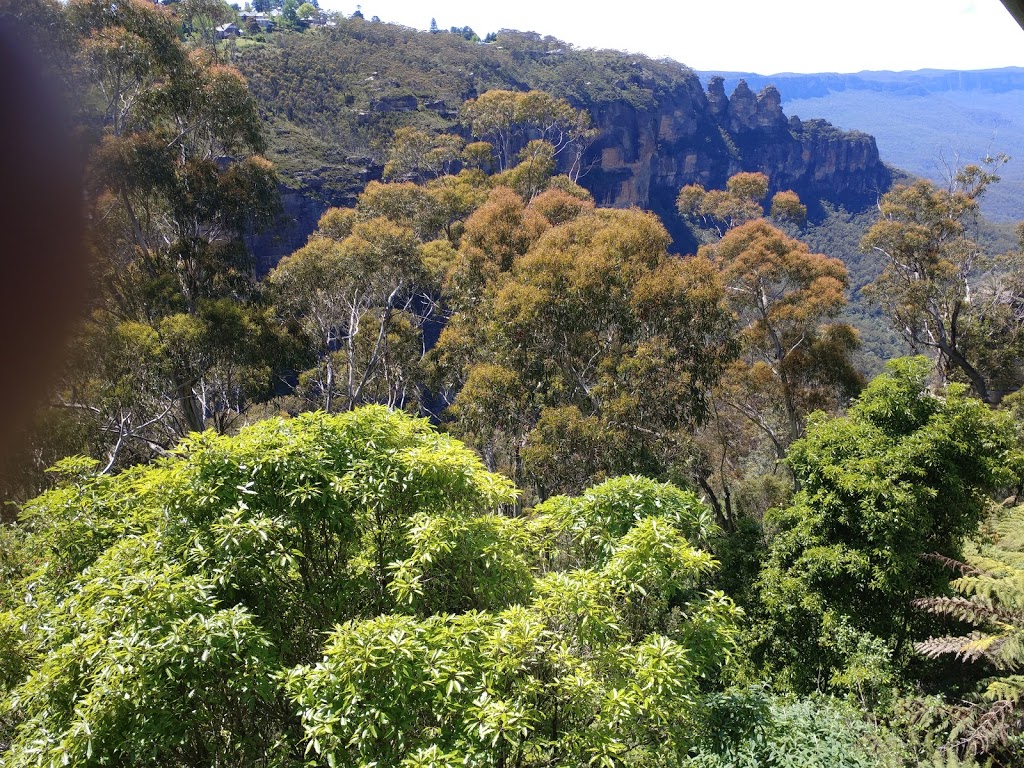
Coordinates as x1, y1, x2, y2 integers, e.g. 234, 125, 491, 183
700, 67, 1024, 220
703, 68, 1024, 99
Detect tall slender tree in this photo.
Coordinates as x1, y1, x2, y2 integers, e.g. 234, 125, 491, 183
50, 0, 281, 472
862, 159, 1024, 403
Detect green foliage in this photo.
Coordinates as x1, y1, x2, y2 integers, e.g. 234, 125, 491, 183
918, 753, 994, 768
286, 607, 711, 768
8, 7, 1024, 764
712, 514, 770, 611
285, 474, 737, 768
703, 217, 859, 450
678, 172, 812, 247
6, 563, 279, 767
688, 693, 890, 768
800, 203, 911, 377
177, 0, 235, 52
754, 357, 1017, 693
678, 173, 770, 240
769, 190, 808, 227
0, 409, 740, 766
493, 139, 558, 200
0, 409, 518, 764
281, 0, 299, 26
912, 504, 1024, 760
521, 406, 618, 497
384, 127, 464, 182
532, 475, 716, 568
264, 164, 507, 419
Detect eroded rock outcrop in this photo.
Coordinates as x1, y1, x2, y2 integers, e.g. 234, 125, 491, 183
578, 74, 890, 243
244, 44, 890, 268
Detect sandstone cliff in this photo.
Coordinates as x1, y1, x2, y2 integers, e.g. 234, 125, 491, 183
237, 26, 891, 267
581, 75, 889, 246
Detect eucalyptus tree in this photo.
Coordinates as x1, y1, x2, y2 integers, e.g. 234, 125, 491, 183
679, 174, 861, 527
268, 217, 428, 412
6, 0, 286, 477
704, 218, 860, 456
862, 162, 1024, 403
437, 205, 734, 498
383, 127, 465, 183
461, 89, 597, 178
677, 172, 807, 243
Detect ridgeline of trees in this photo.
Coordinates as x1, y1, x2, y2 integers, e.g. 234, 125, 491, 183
5, 1, 1024, 766
221, 9, 710, 194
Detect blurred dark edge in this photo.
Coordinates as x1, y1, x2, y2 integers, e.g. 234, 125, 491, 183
1001, 0, 1024, 32
0, 13, 89, 462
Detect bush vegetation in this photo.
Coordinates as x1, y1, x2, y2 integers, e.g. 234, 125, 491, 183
4, 1, 1024, 765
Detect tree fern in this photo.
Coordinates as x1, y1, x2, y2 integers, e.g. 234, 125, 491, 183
918, 749, 993, 768
914, 505, 1024, 759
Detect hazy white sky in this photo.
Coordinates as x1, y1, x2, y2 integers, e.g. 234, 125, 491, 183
318, 0, 1024, 74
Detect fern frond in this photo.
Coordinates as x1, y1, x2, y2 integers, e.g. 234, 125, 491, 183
919, 748, 994, 768
949, 698, 1019, 755
917, 514, 1024, 759
982, 675, 1024, 704
985, 635, 1024, 671
925, 551, 984, 577
988, 505, 1024, 553
916, 632, 994, 662
954, 571, 1024, 613
917, 634, 1024, 671
913, 596, 1018, 626
963, 556, 1017, 578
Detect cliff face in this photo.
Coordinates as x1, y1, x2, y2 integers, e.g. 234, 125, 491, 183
247, 161, 378, 275
701, 67, 1024, 222
239, 26, 893, 268
580, 75, 890, 226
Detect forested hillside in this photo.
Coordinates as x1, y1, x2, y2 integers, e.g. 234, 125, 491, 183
4, 2, 1024, 767
226, 20, 891, 266
225, 19, 996, 372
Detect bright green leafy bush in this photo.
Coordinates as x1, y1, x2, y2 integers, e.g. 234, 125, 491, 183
0, 408, 738, 767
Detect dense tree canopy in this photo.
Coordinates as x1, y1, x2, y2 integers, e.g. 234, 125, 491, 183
438, 204, 735, 499
678, 172, 808, 244
0, 408, 741, 768
754, 357, 1017, 693
706, 218, 860, 453
3, 5, 1024, 765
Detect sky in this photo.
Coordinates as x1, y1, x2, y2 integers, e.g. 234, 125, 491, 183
317, 0, 1024, 74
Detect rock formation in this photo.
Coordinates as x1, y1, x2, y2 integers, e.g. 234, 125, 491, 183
579, 75, 890, 242
243, 42, 891, 268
